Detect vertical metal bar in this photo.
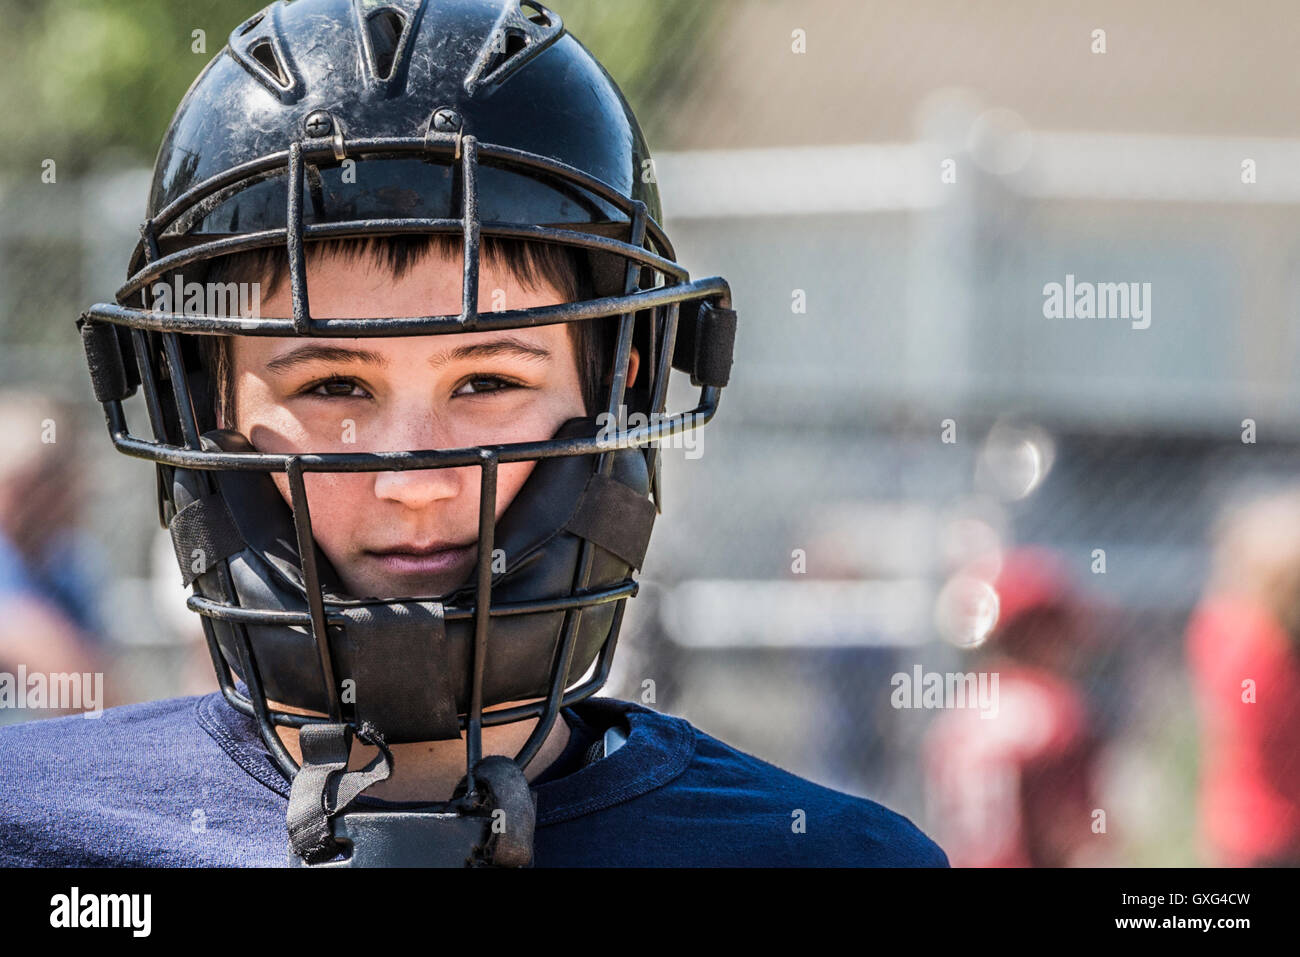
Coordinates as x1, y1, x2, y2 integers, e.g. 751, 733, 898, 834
197, 613, 236, 700
140, 219, 161, 264
572, 596, 628, 696
598, 202, 649, 475
648, 300, 682, 413
464, 448, 497, 792
512, 591, 630, 769
458, 133, 487, 792
460, 135, 480, 328
511, 626, 565, 768
285, 458, 342, 721
131, 221, 168, 443
130, 328, 168, 441
287, 142, 312, 335
210, 542, 300, 778
514, 202, 654, 768
161, 333, 202, 449
645, 299, 681, 513
232, 615, 301, 779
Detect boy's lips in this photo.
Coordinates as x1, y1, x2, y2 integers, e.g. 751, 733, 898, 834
364, 541, 477, 577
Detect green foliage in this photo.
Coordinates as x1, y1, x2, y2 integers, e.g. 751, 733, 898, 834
0, 1, 266, 174
557, 0, 719, 146
0, 0, 719, 175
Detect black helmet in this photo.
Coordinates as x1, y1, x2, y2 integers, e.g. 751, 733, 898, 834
77, 0, 736, 867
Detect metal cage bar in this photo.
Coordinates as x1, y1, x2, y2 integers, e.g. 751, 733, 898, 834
287, 142, 312, 334
285, 458, 344, 722
101, 386, 723, 472
186, 579, 636, 625
114, 220, 688, 305
465, 449, 497, 790
507, 199, 652, 769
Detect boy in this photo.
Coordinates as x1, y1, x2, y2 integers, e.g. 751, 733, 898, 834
0, 0, 947, 868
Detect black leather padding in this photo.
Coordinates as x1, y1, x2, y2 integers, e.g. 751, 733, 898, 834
564, 472, 656, 569
671, 299, 737, 388
347, 602, 460, 742
458, 754, 537, 868
77, 317, 135, 402
168, 491, 244, 585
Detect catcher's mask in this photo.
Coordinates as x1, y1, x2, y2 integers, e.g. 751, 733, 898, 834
76, 0, 736, 867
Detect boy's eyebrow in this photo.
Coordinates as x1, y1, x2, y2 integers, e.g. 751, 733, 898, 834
264, 336, 552, 374
429, 336, 552, 370
265, 344, 386, 374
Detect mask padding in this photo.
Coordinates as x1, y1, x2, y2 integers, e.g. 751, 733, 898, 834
197, 429, 346, 596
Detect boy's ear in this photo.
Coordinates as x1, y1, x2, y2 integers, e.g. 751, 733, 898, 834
601, 346, 640, 390
628, 346, 640, 388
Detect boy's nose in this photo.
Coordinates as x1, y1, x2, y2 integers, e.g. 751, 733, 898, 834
369, 409, 468, 510
372, 465, 466, 510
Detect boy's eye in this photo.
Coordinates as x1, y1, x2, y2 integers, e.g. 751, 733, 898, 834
305, 377, 368, 399
298, 374, 522, 400
454, 375, 520, 397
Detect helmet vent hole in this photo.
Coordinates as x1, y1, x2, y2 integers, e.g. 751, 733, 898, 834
249, 39, 291, 89
478, 28, 529, 84
365, 8, 407, 81
504, 29, 528, 57
483, 27, 528, 79
521, 1, 550, 26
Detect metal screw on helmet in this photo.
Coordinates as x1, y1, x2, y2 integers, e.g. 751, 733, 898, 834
432, 108, 462, 132
304, 111, 334, 137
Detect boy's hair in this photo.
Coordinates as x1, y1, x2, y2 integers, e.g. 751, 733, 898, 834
198, 234, 610, 430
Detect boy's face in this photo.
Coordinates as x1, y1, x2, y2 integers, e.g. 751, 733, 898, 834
226, 245, 637, 600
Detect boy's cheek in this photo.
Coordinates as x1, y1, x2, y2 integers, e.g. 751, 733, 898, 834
492, 460, 538, 519
268, 472, 371, 531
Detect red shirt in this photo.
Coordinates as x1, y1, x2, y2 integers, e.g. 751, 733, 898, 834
1186, 596, 1300, 865
924, 663, 1095, 867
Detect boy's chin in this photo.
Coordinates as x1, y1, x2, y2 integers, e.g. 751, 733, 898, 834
340, 565, 475, 602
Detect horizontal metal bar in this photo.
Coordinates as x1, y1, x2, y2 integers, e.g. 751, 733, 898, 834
131, 134, 674, 279
444, 579, 636, 619
116, 218, 687, 302
110, 389, 718, 470
96, 273, 728, 337
186, 579, 635, 624
220, 669, 609, 737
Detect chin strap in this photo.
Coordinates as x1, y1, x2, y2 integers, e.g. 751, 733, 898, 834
287, 721, 394, 865
287, 724, 538, 868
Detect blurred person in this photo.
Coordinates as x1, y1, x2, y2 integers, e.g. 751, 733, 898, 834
925, 547, 1105, 867
0, 389, 110, 720
1186, 489, 1300, 866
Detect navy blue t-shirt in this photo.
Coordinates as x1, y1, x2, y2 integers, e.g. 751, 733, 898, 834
0, 692, 948, 867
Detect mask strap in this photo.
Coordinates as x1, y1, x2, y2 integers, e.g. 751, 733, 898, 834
286, 722, 393, 865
